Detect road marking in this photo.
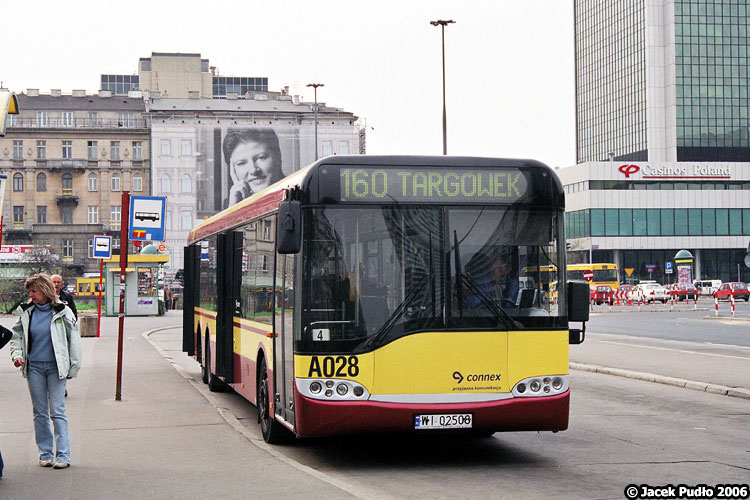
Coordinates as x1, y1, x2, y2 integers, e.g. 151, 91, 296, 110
593, 339, 750, 360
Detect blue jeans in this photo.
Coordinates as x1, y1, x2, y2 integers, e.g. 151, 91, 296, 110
26, 361, 69, 463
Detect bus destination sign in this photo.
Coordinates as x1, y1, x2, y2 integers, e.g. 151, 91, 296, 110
339, 167, 528, 203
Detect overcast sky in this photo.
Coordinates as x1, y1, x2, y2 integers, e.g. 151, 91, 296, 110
4, 0, 575, 168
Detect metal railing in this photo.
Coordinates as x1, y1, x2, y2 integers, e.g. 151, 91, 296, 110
7, 117, 148, 129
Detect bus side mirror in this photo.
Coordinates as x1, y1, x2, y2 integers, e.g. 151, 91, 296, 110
568, 280, 589, 344
277, 200, 301, 254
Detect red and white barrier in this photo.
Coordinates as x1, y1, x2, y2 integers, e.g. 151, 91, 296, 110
731, 290, 735, 317
715, 296, 719, 316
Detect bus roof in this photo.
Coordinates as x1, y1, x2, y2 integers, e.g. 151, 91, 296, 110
188, 155, 564, 244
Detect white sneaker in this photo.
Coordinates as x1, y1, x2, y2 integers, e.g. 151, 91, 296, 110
53, 462, 70, 469
39, 459, 54, 467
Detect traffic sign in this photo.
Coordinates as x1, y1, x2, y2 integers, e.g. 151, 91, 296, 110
665, 261, 673, 274
129, 196, 166, 241
93, 235, 112, 259
582, 269, 594, 281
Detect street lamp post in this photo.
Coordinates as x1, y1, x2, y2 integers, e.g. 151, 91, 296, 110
430, 19, 455, 155
306, 83, 324, 160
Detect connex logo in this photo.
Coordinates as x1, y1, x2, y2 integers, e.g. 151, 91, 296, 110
452, 371, 464, 383
452, 371, 501, 384
618, 164, 640, 178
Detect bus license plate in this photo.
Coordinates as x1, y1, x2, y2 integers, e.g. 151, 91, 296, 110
415, 413, 472, 430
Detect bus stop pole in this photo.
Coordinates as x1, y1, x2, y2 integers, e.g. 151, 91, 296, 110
96, 258, 103, 337
115, 192, 130, 401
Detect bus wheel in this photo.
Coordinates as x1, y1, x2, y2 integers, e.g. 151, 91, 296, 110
257, 358, 284, 443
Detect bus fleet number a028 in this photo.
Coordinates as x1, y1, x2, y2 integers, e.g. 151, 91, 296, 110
307, 356, 360, 378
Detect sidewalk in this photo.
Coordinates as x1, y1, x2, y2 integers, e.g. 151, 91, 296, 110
0, 311, 356, 500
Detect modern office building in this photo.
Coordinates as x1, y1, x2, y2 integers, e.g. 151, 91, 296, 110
561, 0, 750, 284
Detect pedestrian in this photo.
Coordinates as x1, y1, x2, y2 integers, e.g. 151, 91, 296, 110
0, 323, 12, 479
164, 285, 172, 312
9, 274, 81, 470
51, 274, 78, 321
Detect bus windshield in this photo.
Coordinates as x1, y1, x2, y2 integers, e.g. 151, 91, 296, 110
298, 206, 565, 354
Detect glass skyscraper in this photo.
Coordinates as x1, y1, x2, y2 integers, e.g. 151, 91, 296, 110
575, 0, 750, 163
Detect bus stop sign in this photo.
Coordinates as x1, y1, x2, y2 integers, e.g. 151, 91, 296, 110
129, 196, 166, 241
582, 269, 594, 281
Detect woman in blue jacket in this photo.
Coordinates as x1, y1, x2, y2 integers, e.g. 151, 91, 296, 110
9, 274, 81, 470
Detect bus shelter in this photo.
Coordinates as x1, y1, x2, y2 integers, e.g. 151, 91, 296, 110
103, 253, 169, 316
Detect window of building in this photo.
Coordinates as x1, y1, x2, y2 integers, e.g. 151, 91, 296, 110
62, 112, 73, 127
37, 172, 46, 192
339, 141, 349, 155
160, 139, 171, 156
605, 209, 619, 236
633, 209, 647, 236
591, 209, 605, 236
112, 236, 120, 249
661, 209, 675, 236
12, 140, 23, 160
702, 209, 716, 236
161, 174, 171, 193
262, 220, 272, 241
36, 111, 47, 126
619, 209, 633, 236
88, 112, 98, 126
110, 141, 120, 160
180, 139, 192, 156
181, 210, 193, 230
13, 206, 24, 226
118, 113, 135, 127
88, 239, 95, 258
181, 174, 191, 193
88, 206, 99, 224
88, 141, 98, 160
36, 140, 46, 159
133, 173, 143, 191
674, 209, 689, 235
716, 209, 729, 236
13, 173, 23, 191
165, 209, 172, 231
88, 173, 98, 191
62, 239, 73, 259
37, 206, 47, 224
62, 140, 72, 159
688, 209, 702, 235
260, 254, 269, 273
111, 206, 121, 230
322, 140, 333, 157
647, 210, 661, 236
132, 141, 143, 160
729, 209, 742, 235
62, 206, 73, 224
111, 173, 121, 191
62, 173, 73, 194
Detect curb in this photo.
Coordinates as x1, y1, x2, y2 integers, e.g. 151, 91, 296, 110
570, 362, 750, 400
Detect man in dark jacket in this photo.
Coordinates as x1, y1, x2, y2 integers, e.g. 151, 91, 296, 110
51, 274, 78, 321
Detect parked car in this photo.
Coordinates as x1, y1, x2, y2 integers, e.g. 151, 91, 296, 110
677, 283, 697, 301
635, 283, 668, 303
714, 282, 750, 301
590, 285, 614, 305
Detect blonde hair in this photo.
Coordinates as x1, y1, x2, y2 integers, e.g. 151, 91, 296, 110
25, 274, 59, 305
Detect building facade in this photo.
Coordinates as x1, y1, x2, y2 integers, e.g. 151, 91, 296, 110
0, 90, 150, 275
148, 91, 362, 272
566, 0, 750, 284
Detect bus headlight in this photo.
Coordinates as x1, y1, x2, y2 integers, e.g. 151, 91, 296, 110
512, 375, 569, 397
297, 379, 371, 401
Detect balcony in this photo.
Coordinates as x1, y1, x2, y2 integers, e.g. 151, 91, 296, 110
7, 117, 149, 130
56, 190, 79, 206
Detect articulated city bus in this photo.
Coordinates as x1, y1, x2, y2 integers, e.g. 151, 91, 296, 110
183, 156, 589, 442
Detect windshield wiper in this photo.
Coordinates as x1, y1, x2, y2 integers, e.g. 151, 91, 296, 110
365, 273, 430, 348
459, 273, 522, 330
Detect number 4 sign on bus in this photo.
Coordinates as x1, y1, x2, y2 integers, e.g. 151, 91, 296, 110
129, 196, 166, 241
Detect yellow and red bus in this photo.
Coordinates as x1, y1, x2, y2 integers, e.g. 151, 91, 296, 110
183, 155, 589, 442
567, 263, 619, 290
